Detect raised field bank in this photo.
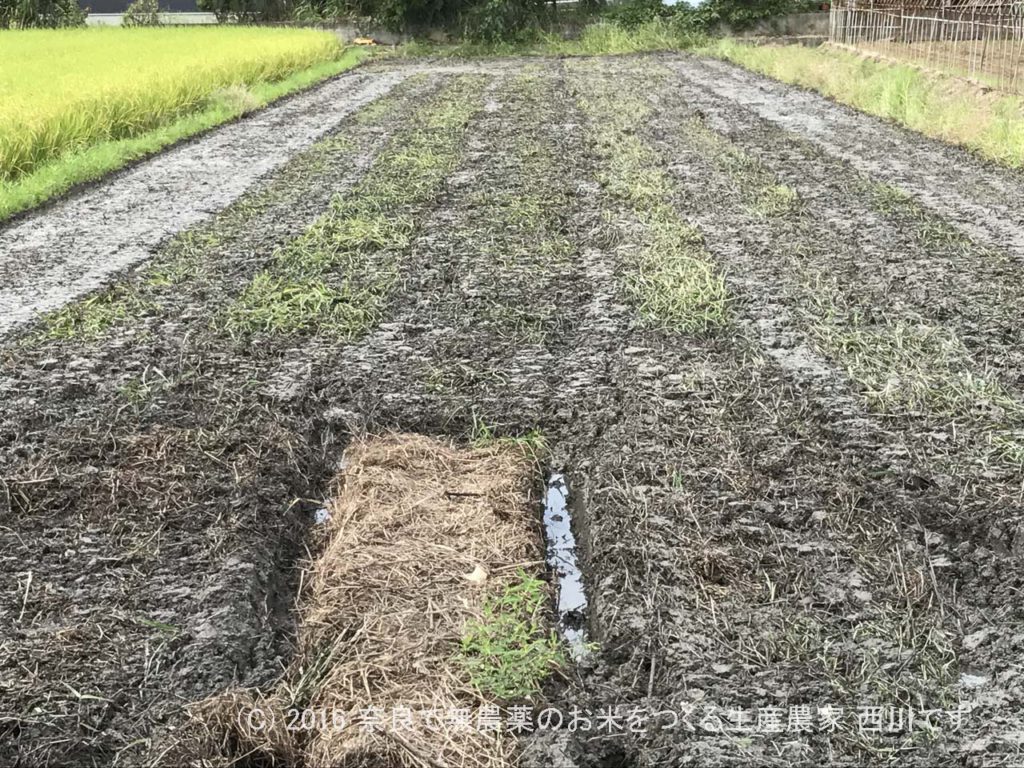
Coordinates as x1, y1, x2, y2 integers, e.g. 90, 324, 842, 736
3, 15, 1024, 768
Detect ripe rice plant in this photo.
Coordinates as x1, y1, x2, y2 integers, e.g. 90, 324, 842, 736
0, 27, 344, 182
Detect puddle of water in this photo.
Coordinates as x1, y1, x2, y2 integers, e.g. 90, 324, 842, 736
544, 472, 589, 659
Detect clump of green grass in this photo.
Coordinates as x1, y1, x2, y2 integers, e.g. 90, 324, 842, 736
702, 39, 1024, 168
118, 368, 170, 405
457, 572, 565, 700
146, 229, 223, 288
989, 432, 1024, 468
622, 208, 729, 332
470, 415, 547, 457
227, 272, 380, 336
276, 208, 414, 274
682, 116, 803, 219
868, 182, 983, 256
753, 183, 801, 217
41, 285, 150, 340
869, 182, 913, 213
822, 322, 1014, 414
572, 65, 730, 333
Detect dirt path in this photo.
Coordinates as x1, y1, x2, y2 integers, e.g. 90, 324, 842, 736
2, 54, 1024, 768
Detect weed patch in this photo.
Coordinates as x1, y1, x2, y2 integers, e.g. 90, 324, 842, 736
146, 230, 224, 288
671, 111, 1023, 427
683, 116, 805, 219
867, 182, 988, 257
471, 415, 547, 456
457, 572, 566, 700
40, 285, 150, 340
227, 272, 381, 336
225, 76, 487, 338
753, 183, 801, 217
804, 277, 1021, 417
571, 63, 730, 333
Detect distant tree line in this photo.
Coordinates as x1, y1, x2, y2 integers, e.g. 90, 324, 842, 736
195, 0, 814, 37
196, 0, 575, 37
604, 0, 819, 33
0, 0, 815, 40
0, 0, 86, 27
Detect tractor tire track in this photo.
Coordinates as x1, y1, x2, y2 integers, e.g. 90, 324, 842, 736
673, 55, 1024, 257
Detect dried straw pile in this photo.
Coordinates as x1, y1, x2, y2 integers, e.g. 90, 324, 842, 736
178, 433, 543, 768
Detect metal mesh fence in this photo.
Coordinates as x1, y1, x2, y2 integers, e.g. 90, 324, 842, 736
829, 0, 1024, 94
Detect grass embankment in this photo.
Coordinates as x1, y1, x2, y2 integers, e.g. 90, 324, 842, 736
704, 39, 1024, 167
0, 27, 365, 221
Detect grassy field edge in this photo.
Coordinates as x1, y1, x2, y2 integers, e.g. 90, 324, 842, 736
393, 20, 708, 58
701, 38, 1024, 168
0, 47, 368, 225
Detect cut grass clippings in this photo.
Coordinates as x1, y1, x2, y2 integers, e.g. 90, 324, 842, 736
177, 433, 555, 768
703, 39, 1024, 168
0, 32, 366, 222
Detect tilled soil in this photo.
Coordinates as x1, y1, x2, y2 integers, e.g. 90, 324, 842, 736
1, 53, 1023, 768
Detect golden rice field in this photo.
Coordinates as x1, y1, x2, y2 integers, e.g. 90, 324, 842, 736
0, 27, 345, 181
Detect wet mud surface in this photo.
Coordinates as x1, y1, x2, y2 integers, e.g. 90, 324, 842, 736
2, 53, 1024, 767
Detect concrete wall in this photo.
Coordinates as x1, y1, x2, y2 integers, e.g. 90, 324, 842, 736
82, 0, 199, 12
86, 12, 216, 25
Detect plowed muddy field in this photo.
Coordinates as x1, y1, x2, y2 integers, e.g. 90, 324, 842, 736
2, 53, 1024, 768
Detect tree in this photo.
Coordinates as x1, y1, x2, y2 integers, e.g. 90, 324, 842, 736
0, 0, 87, 27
